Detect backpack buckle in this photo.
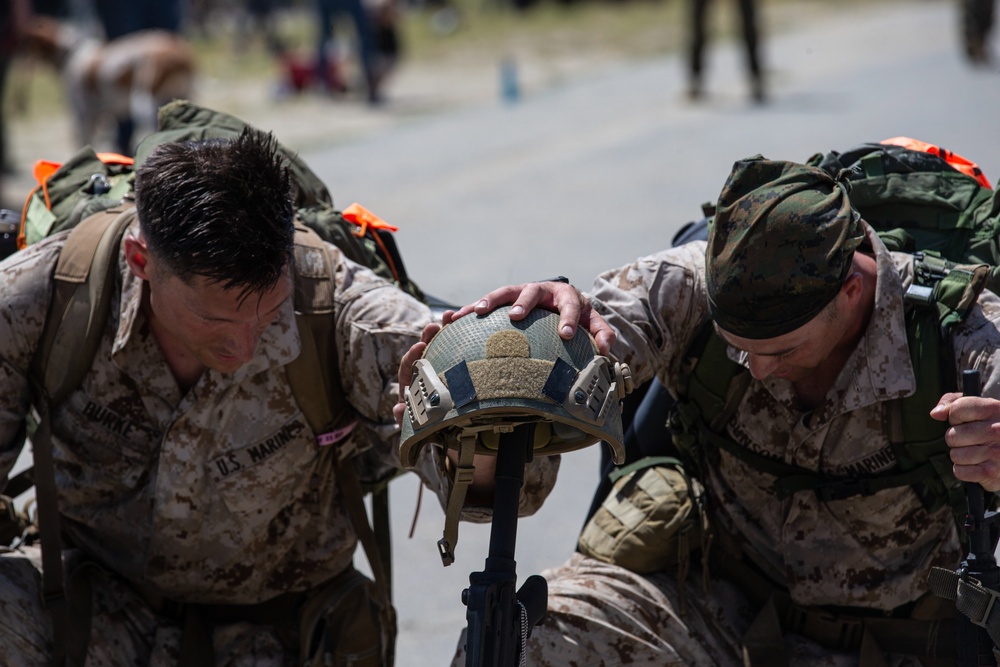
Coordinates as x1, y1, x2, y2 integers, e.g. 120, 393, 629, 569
904, 283, 935, 307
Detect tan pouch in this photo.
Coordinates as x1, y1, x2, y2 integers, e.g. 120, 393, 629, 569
578, 456, 701, 574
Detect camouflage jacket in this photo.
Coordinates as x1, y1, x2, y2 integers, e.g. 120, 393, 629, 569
0, 220, 559, 605
587, 225, 1000, 612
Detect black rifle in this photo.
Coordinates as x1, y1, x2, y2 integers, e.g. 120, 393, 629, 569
956, 369, 1000, 665
462, 422, 548, 667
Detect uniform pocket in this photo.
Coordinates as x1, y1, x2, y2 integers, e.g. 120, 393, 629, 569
212, 419, 318, 545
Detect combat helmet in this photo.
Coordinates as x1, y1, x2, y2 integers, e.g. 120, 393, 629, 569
400, 306, 633, 466
399, 306, 633, 564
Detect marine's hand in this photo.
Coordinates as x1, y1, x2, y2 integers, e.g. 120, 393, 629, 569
394, 322, 442, 424
931, 392, 1000, 492
448, 282, 616, 356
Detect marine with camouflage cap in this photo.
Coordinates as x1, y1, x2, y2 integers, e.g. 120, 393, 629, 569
405, 155, 1000, 666
0, 128, 559, 665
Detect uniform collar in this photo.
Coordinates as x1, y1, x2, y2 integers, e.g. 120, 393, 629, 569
839, 226, 916, 410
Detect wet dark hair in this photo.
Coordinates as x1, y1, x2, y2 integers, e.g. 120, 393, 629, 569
134, 127, 296, 300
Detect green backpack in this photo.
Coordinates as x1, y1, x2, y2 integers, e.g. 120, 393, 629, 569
1, 100, 430, 665
806, 137, 1000, 289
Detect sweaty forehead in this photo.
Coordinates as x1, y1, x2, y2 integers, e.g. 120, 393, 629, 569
181, 272, 293, 318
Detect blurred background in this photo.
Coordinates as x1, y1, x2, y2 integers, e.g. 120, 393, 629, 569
4, 0, 1000, 665
7, 0, 991, 210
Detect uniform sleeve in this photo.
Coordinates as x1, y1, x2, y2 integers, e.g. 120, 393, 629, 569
331, 249, 431, 463
0, 240, 62, 491
585, 241, 712, 392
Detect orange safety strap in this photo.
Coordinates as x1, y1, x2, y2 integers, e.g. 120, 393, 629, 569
341, 202, 403, 285
94, 152, 134, 166
33, 160, 62, 210
342, 202, 399, 233
881, 136, 992, 189
16, 160, 60, 250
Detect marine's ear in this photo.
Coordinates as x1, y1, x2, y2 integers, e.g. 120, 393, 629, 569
124, 235, 151, 280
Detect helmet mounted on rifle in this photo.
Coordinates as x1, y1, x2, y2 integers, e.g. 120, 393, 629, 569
399, 306, 633, 468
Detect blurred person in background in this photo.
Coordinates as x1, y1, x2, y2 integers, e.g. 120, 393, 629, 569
367, 0, 400, 94
314, 0, 381, 103
687, 0, 764, 103
963, 0, 995, 64
237, 0, 286, 56
0, 0, 30, 203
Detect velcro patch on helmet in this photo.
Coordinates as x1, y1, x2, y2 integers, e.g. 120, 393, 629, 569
465, 358, 553, 400
443, 360, 476, 408
542, 357, 578, 404
485, 329, 530, 357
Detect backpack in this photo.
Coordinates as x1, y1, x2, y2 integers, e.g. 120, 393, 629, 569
806, 136, 1000, 290
1, 100, 434, 665
602, 137, 999, 543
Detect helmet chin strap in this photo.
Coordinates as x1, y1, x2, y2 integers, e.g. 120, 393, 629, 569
438, 432, 477, 567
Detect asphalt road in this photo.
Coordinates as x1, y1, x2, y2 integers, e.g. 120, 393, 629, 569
296, 1, 1000, 665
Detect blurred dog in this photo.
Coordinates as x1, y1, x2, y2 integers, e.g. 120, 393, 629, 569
21, 17, 195, 153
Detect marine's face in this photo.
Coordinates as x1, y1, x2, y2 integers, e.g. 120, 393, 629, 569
715, 300, 849, 383
147, 269, 293, 374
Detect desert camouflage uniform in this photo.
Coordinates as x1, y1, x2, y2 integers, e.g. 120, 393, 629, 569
0, 219, 560, 665
454, 227, 1000, 666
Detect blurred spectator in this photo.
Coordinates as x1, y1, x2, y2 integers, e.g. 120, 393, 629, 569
314, 0, 381, 103
30, 0, 67, 17
963, 0, 995, 64
0, 0, 30, 199
90, 0, 182, 40
238, 0, 286, 56
687, 0, 764, 103
368, 0, 401, 92
88, 0, 184, 153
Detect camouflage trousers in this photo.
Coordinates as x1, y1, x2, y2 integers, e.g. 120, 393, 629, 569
450, 554, 933, 667
0, 545, 296, 666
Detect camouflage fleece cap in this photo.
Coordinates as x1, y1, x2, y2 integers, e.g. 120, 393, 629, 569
706, 155, 864, 339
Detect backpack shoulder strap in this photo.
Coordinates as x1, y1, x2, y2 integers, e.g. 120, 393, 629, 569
287, 223, 395, 615
26, 205, 135, 667
669, 321, 748, 472
887, 258, 991, 527
29, 206, 136, 406
286, 223, 351, 443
